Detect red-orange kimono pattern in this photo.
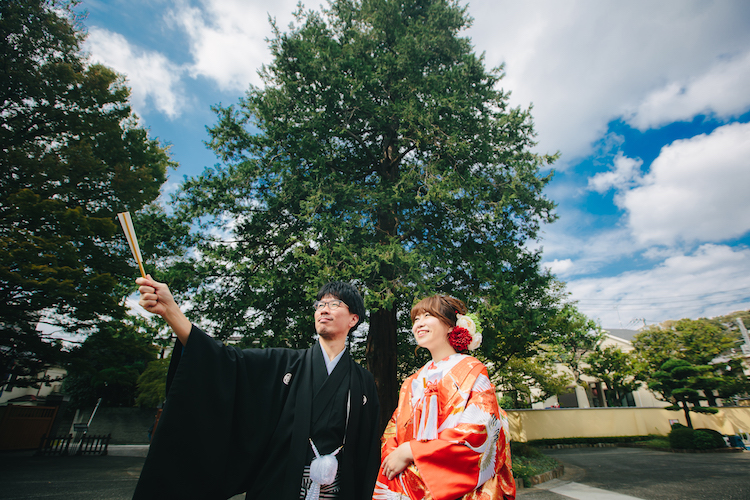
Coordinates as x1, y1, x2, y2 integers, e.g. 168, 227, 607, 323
374, 354, 515, 500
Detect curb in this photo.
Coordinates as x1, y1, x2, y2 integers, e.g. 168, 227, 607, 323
107, 445, 150, 457
528, 464, 565, 485
515, 464, 566, 490
617, 443, 746, 453
537, 442, 618, 449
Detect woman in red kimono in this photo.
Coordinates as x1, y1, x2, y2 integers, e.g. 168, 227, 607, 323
374, 295, 515, 500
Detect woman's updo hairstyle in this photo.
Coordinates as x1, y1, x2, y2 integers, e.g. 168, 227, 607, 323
410, 295, 468, 327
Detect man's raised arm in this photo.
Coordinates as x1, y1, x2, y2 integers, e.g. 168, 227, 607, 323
136, 275, 192, 345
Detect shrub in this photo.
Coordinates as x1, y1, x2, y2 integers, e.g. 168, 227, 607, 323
693, 431, 716, 450
668, 427, 726, 450
527, 436, 651, 447
695, 428, 727, 449
511, 442, 560, 487
669, 427, 696, 449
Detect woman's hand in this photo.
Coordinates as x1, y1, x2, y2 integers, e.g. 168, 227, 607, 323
381, 442, 414, 480
136, 274, 192, 344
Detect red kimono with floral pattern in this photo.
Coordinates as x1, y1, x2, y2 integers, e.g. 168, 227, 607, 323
373, 354, 515, 500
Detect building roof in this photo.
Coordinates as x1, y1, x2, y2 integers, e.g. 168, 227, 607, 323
603, 328, 639, 342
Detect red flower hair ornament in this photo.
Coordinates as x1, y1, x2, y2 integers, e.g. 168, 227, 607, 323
448, 313, 483, 351
448, 326, 472, 351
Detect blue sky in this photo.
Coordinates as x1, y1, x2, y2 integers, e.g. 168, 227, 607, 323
78, 0, 750, 329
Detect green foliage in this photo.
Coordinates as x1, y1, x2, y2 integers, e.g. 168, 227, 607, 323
493, 351, 572, 409
716, 359, 750, 403
634, 316, 748, 407
135, 358, 170, 408
690, 406, 719, 414
650, 358, 717, 428
547, 304, 603, 385
510, 442, 560, 487
695, 428, 727, 449
692, 431, 716, 450
668, 427, 726, 450
62, 320, 158, 408
168, 0, 559, 423
0, 0, 172, 386
583, 346, 642, 406
526, 435, 652, 447
668, 426, 696, 449
639, 436, 671, 450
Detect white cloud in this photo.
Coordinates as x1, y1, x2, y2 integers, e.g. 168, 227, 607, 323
568, 244, 750, 328
540, 222, 636, 278
626, 50, 750, 130
588, 153, 642, 194
620, 122, 750, 245
166, 0, 297, 91
544, 258, 574, 275
466, 0, 750, 164
86, 28, 186, 118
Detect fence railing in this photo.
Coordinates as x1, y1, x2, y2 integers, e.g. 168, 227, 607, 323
36, 433, 111, 456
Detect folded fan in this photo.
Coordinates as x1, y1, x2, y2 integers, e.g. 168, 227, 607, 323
117, 211, 146, 278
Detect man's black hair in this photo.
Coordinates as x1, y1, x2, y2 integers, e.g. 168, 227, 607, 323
316, 281, 365, 333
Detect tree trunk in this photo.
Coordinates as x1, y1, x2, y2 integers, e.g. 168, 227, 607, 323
680, 400, 693, 429
703, 390, 717, 407
367, 306, 399, 433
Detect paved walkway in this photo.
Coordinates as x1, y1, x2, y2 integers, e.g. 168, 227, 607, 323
517, 460, 644, 500
519, 446, 749, 500
2, 445, 747, 499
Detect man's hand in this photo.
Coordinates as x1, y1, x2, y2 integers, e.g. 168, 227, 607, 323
136, 274, 192, 344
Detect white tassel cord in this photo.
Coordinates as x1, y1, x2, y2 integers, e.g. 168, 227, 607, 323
305, 439, 341, 500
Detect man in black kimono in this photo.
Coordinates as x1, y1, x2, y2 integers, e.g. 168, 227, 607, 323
132, 276, 380, 500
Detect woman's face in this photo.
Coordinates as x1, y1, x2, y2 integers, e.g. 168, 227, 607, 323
412, 310, 452, 353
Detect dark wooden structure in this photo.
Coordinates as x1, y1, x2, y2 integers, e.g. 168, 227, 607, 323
0, 405, 58, 450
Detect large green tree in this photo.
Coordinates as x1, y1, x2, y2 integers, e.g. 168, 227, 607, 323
0, 0, 172, 387
173, 0, 557, 426
634, 318, 739, 367
634, 317, 745, 406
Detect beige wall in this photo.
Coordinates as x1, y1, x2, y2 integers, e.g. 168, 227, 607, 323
507, 407, 750, 442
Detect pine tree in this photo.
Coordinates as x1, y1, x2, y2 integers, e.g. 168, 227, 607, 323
176, 0, 558, 426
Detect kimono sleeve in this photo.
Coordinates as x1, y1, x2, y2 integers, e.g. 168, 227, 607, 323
380, 414, 399, 461
133, 325, 297, 500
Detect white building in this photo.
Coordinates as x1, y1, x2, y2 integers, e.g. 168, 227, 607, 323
531, 328, 668, 410
0, 367, 66, 406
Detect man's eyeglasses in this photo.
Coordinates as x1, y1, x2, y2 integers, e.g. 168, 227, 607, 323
312, 299, 349, 311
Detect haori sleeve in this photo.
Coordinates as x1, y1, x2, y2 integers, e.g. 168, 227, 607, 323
134, 325, 290, 499
409, 363, 507, 500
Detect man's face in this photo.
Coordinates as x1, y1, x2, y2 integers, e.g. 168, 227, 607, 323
314, 293, 359, 341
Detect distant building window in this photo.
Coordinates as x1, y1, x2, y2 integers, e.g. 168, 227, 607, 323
558, 389, 579, 408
